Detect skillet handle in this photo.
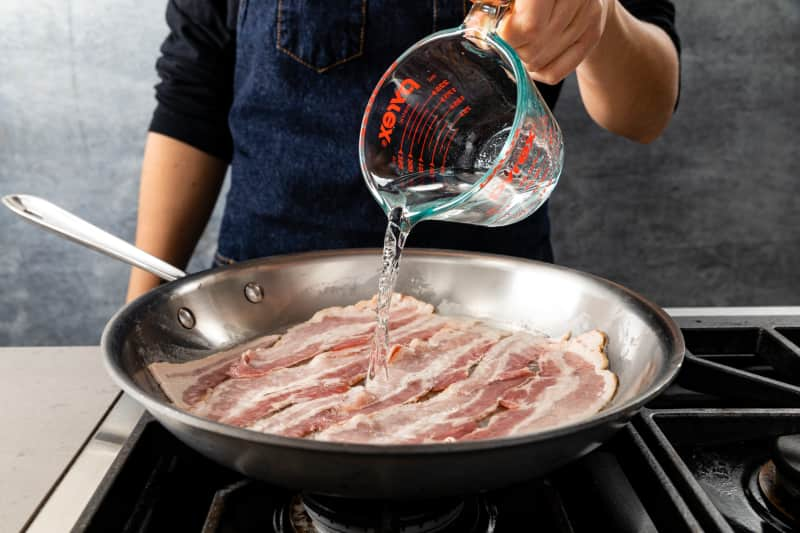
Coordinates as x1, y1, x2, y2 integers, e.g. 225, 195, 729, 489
2, 194, 187, 282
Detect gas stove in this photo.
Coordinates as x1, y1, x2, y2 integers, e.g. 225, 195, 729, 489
24, 308, 800, 533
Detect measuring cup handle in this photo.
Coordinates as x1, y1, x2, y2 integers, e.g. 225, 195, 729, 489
465, 1, 513, 33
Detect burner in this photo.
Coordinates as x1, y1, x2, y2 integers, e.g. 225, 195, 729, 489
756, 435, 800, 527
274, 494, 495, 533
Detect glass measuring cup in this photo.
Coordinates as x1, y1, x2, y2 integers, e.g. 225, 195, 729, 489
359, 0, 564, 228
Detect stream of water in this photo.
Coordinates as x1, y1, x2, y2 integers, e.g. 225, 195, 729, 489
367, 207, 412, 381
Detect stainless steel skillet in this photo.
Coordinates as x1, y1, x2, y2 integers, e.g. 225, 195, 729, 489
3, 194, 684, 499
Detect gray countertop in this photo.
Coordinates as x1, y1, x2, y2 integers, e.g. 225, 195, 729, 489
0, 346, 118, 533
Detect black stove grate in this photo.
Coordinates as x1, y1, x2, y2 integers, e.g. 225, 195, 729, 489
72, 315, 800, 533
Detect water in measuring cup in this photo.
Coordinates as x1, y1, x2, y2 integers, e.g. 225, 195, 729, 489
374, 169, 480, 217
372, 159, 532, 226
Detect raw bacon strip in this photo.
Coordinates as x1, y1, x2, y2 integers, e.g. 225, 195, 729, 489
189, 346, 368, 421
248, 388, 373, 437
148, 334, 281, 409
462, 330, 617, 440
227, 294, 433, 378
314, 333, 548, 444
216, 360, 367, 426
190, 311, 465, 425
253, 327, 505, 437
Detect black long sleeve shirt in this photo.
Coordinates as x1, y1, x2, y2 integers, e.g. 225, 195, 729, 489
149, 0, 680, 162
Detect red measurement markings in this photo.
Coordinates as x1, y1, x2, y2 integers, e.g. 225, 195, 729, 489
407, 78, 454, 161
398, 100, 413, 124
406, 88, 439, 160
397, 102, 420, 171
427, 89, 461, 172
430, 112, 452, 156
420, 102, 448, 162
414, 85, 456, 177
516, 133, 535, 166
418, 114, 439, 170
399, 79, 449, 168
418, 85, 454, 151
431, 79, 450, 94
507, 132, 536, 185
434, 96, 469, 172
429, 118, 451, 175
418, 110, 441, 157
396, 103, 414, 172
422, 110, 456, 178
520, 152, 542, 191
409, 107, 431, 161
522, 166, 540, 195
483, 205, 500, 218
432, 93, 466, 163
439, 128, 458, 173
400, 103, 421, 153
429, 96, 461, 147
428, 117, 452, 177
419, 112, 444, 178
526, 138, 550, 192
443, 94, 465, 124
435, 104, 472, 173
518, 129, 542, 191
527, 164, 545, 196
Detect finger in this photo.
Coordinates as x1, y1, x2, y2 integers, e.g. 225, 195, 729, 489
528, 27, 598, 85
498, 0, 555, 49
525, 0, 596, 71
547, 0, 583, 33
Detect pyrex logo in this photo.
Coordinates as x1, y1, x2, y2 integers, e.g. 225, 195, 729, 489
378, 78, 420, 147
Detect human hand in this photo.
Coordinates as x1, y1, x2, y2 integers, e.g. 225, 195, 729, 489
498, 0, 615, 85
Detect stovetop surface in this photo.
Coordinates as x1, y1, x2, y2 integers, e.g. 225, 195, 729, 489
49, 315, 800, 532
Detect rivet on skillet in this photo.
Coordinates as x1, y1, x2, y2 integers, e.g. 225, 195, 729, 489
244, 282, 264, 303
177, 307, 196, 329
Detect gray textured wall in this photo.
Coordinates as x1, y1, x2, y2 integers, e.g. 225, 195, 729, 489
1, 1, 798, 346
550, 0, 800, 306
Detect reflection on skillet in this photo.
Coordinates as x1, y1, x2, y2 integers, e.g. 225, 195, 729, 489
147, 294, 617, 443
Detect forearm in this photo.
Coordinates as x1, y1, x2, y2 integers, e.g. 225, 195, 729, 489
126, 132, 227, 301
576, 0, 679, 143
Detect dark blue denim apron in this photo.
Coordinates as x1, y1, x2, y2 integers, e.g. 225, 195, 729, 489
217, 0, 560, 267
